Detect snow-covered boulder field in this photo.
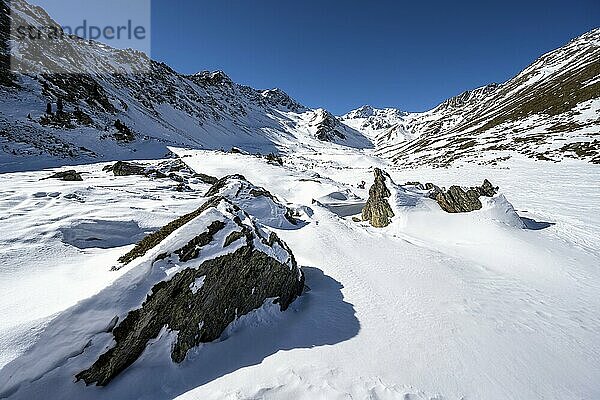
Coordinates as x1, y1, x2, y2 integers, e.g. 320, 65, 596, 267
0, 174, 304, 394
1, 149, 599, 400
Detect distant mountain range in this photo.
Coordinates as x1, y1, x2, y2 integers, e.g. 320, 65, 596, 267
342, 28, 600, 167
0, 0, 598, 172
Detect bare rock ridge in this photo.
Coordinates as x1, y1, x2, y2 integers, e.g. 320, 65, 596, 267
76, 176, 305, 386
361, 168, 395, 228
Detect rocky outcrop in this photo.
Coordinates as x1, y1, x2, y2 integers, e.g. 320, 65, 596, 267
434, 179, 499, 213
103, 161, 146, 176
43, 170, 83, 181
362, 168, 395, 227
310, 109, 347, 142
76, 189, 304, 386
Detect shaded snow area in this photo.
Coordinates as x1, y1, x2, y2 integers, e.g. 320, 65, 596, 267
1, 148, 599, 399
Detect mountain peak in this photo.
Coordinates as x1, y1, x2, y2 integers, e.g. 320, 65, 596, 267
192, 70, 234, 86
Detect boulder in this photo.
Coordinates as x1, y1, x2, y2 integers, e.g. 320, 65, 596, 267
362, 168, 395, 227
435, 179, 499, 213
76, 193, 304, 386
109, 161, 146, 176
44, 170, 83, 181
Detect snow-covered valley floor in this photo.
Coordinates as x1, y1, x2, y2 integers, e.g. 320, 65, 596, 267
0, 148, 599, 399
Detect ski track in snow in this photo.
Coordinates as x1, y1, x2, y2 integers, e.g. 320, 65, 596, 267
0, 148, 599, 399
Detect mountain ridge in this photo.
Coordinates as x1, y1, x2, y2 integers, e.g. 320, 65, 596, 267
1, 0, 598, 171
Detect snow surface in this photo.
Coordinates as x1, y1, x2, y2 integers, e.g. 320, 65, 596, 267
0, 147, 599, 399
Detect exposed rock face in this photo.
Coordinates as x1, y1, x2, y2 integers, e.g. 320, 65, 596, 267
435, 179, 499, 213
76, 191, 304, 386
310, 109, 348, 142
362, 168, 395, 228
44, 170, 83, 181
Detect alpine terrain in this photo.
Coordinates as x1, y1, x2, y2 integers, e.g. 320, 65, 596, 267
0, 1, 599, 399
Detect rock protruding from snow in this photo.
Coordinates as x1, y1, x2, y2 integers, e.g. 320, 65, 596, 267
43, 170, 83, 181
76, 194, 304, 386
205, 174, 299, 228
104, 161, 146, 176
260, 88, 305, 112
362, 168, 395, 228
192, 70, 234, 87
434, 179, 499, 213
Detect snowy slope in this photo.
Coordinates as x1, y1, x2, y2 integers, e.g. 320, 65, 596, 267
1, 148, 599, 399
343, 29, 600, 167
0, 0, 372, 173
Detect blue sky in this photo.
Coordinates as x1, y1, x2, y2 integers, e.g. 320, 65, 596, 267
34, 0, 599, 114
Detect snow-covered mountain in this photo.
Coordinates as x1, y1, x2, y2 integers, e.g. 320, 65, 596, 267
1, 1, 600, 398
0, 0, 372, 172
342, 29, 600, 167
3, 0, 598, 173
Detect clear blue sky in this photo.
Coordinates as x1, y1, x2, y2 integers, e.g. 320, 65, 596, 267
149, 0, 598, 114
34, 0, 600, 114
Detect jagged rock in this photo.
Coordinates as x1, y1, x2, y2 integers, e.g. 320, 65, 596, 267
43, 170, 83, 181
265, 153, 284, 166
194, 173, 219, 185
476, 179, 499, 197
435, 180, 499, 213
174, 182, 192, 192
109, 161, 146, 176
76, 195, 304, 386
113, 119, 135, 142
362, 168, 395, 228
310, 109, 348, 142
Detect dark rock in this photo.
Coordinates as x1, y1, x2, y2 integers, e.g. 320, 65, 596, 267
435, 186, 482, 213
362, 168, 395, 228
310, 110, 347, 142
193, 173, 218, 185
113, 119, 135, 142
435, 179, 499, 213
265, 153, 284, 166
44, 170, 83, 181
476, 179, 499, 197
117, 197, 223, 266
111, 161, 146, 176
204, 174, 247, 197
76, 196, 304, 387
174, 182, 192, 192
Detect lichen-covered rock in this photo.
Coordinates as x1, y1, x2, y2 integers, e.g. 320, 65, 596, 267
435, 179, 499, 213
44, 170, 83, 181
362, 168, 395, 227
76, 194, 304, 386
